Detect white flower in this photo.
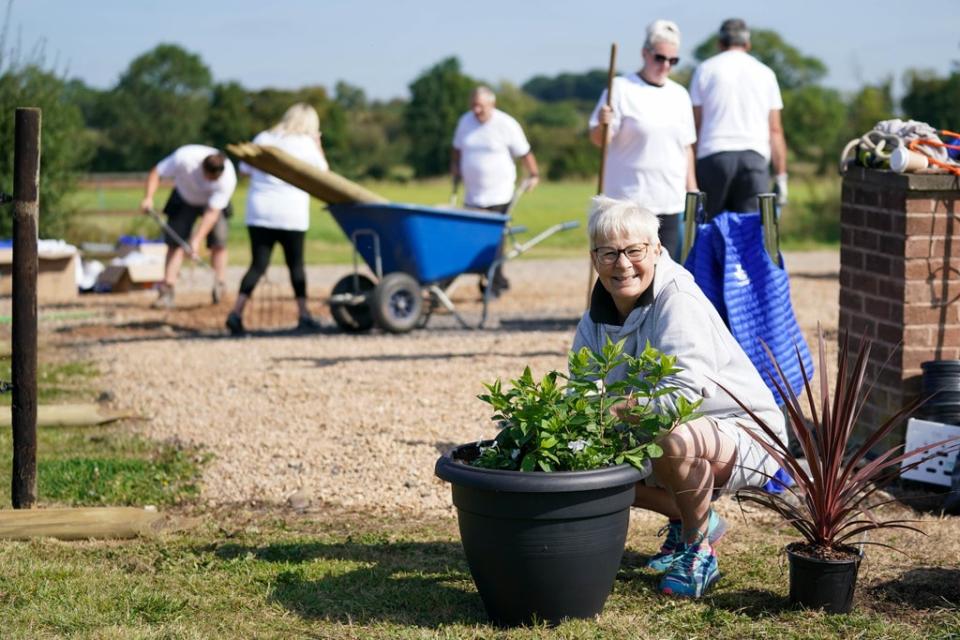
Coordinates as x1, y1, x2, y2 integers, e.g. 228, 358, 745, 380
568, 439, 588, 453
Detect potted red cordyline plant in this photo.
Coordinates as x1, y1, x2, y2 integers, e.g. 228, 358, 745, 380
720, 325, 960, 614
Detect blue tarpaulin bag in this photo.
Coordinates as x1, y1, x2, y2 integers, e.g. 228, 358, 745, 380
684, 212, 814, 494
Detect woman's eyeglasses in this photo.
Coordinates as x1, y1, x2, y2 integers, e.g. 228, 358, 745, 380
653, 53, 680, 66
592, 244, 650, 265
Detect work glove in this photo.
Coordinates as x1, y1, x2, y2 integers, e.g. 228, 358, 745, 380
774, 173, 788, 206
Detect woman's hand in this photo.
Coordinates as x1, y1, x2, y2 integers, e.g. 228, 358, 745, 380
589, 105, 615, 147
612, 394, 639, 423
597, 105, 614, 126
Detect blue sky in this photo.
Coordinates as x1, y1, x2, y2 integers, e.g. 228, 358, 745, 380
12, 0, 960, 100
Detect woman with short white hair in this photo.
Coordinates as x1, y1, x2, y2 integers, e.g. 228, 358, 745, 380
573, 195, 786, 597
589, 19, 698, 259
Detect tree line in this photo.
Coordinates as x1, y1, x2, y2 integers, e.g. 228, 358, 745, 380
2, 29, 959, 236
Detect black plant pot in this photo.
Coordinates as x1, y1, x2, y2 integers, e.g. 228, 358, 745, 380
435, 441, 649, 627
786, 542, 863, 614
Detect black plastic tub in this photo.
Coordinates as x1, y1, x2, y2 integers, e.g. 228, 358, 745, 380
786, 542, 863, 614
435, 441, 649, 627
920, 360, 960, 425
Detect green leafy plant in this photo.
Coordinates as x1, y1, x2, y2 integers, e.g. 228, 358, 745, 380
721, 326, 960, 553
472, 338, 701, 472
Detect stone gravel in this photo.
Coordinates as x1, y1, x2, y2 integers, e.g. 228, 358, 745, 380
91, 252, 840, 517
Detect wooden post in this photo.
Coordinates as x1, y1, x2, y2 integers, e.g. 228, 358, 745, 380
11, 107, 40, 509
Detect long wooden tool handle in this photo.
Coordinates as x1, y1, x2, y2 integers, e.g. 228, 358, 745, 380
587, 43, 617, 307
596, 43, 617, 195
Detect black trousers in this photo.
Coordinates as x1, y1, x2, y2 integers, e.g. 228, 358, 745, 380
239, 226, 307, 298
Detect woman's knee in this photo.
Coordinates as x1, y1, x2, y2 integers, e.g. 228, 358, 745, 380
659, 418, 735, 465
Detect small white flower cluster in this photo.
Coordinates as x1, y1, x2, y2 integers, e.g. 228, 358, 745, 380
567, 439, 588, 453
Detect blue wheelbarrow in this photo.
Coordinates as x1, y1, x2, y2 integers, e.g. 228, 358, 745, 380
326, 198, 578, 333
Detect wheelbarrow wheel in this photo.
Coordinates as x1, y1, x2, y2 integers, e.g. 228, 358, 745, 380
330, 274, 375, 333
372, 272, 423, 334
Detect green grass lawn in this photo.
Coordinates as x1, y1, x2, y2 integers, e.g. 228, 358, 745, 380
1, 506, 956, 639
0, 355, 204, 508
65, 174, 841, 266
1, 341, 957, 638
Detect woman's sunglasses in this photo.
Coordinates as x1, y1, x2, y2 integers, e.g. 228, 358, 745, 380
652, 53, 680, 65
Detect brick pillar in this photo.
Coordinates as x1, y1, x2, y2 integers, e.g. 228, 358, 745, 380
839, 167, 960, 447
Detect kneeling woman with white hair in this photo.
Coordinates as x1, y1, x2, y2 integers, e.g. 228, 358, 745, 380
573, 195, 786, 597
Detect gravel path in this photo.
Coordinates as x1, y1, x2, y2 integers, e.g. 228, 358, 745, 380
86, 252, 839, 516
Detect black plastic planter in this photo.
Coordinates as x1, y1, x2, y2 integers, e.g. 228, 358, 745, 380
786, 542, 863, 614
435, 442, 649, 627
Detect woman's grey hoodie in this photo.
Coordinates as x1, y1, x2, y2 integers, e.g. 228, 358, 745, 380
573, 252, 786, 441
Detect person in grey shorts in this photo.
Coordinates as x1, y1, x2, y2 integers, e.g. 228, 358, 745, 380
573, 196, 786, 597
163, 189, 232, 258
689, 18, 789, 218
141, 145, 237, 308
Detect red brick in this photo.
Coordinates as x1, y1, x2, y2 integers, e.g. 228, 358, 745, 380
906, 198, 935, 213
876, 233, 904, 258
841, 185, 857, 205
877, 321, 904, 343
841, 206, 865, 227
902, 346, 960, 371
905, 281, 937, 304
876, 276, 905, 300
865, 252, 894, 276
901, 325, 931, 345
904, 237, 933, 258
856, 189, 881, 207
841, 226, 857, 247
839, 312, 876, 337
904, 303, 957, 325
933, 325, 960, 345
856, 273, 879, 295
882, 191, 906, 211
905, 259, 941, 280
933, 198, 960, 214
855, 228, 880, 251
839, 289, 863, 313
869, 211, 898, 233
905, 213, 937, 235
925, 278, 960, 308
903, 237, 960, 259
840, 246, 865, 270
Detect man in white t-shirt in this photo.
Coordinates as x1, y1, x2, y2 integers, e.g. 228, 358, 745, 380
451, 86, 539, 295
140, 144, 237, 308
689, 18, 789, 218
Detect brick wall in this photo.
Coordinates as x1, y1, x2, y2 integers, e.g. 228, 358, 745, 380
839, 167, 960, 447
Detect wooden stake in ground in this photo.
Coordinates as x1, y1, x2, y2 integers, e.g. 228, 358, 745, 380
12, 107, 40, 509
0, 507, 163, 540
587, 43, 617, 307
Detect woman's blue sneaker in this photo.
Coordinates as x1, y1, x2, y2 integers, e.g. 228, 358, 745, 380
658, 539, 720, 598
646, 509, 728, 573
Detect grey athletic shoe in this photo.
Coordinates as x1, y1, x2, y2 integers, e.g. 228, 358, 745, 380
151, 284, 175, 309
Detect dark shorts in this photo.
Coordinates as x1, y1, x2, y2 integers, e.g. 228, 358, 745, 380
162, 189, 231, 249
696, 150, 770, 218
